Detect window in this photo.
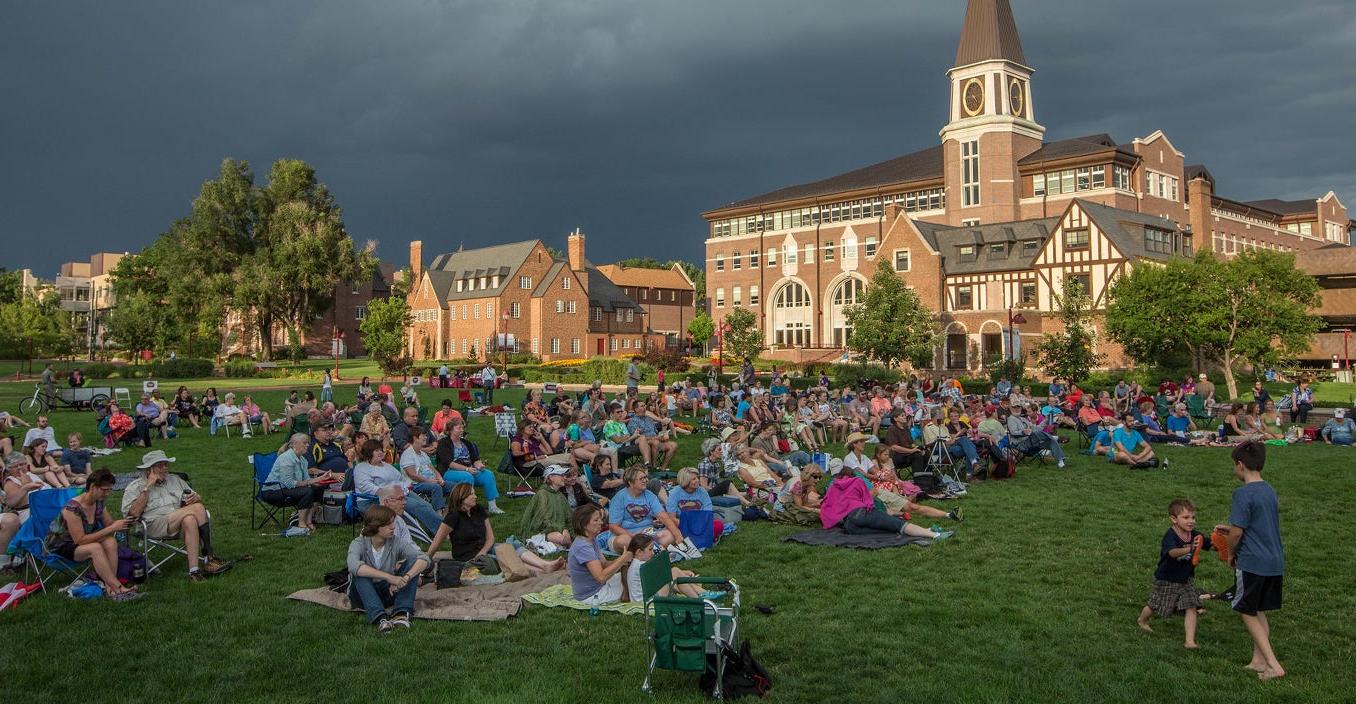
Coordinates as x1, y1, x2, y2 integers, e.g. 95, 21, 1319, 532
1020, 282, 1037, 305
749, 285, 759, 305
715, 288, 725, 307
802, 244, 813, 263
555, 299, 564, 314
732, 252, 741, 270
562, 277, 570, 290
749, 250, 759, 268
616, 309, 624, 322
955, 286, 974, 310
571, 338, 580, 354
1076, 167, 1090, 191
479, 276, 487, 290
1068, 274, 1090, 294
785, 244, 797, 265
532, 338, 539, 354
623, 339, 631, 349
456, 280, 464, 292
767, 248, 777, 267
732, 286, 742, 306
1091, 166, 1105, 189
823, 241, 835, 261
961, 218, 980, 227
989, 242, 1007, 259
567, 301, 577, 314
773, 282, 811, 309
961, 140, 980, 206
669, 290, 676, 302
893, 249, 911, 272
610, 338, 618, 352
626, 309, 634, 323
520, 276, 532, 289
958, 244, 977, 261
594, 307, 602, 321
462, 339, 468, 354
551, 338, 560, 354
485, 302, 493, 318
354, 305, 367, 320
1023, 240, 1040, 256
1114, 165, 1132, 191
715, 254, 725, 272
1033, 173, 1046, 197
510, 302, 521, 319
865, 237, 878, 258
1144, 227, 1174, 254
1064, 228, 1090, 249
473, 303, 481, 319
461, 304, 468, 319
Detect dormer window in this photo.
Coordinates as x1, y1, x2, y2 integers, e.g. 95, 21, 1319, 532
990, 243, 1007, 259
958, 245, 977, 261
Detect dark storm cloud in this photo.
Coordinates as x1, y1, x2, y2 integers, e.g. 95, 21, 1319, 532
3, 1, 1353, 275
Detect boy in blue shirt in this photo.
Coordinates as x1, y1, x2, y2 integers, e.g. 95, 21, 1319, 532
64, 432, 93, 476
1218, 441, 1286, 681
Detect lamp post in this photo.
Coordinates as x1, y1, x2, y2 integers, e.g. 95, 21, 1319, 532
716, 321, 731, 377
1006, 307, 1028, 361
500, 312, 509, 372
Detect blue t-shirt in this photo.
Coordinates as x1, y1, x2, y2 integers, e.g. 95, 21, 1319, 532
1229, 481, 1284, 576
1040, 404, 1062, 419
735, 400, 751, 420
666, 486, 713, 514
608, 489, 664, 533
567, 536, 605, 600
1091, 430, 1111, 448
1165, 415, 1191, 434
1112, 427, 1144, 452
770, 384, 788, 397
65, 448, 93, 474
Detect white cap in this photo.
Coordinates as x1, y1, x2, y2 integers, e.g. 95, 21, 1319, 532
1336, 408, 1346, 419
543, 464, 570, 478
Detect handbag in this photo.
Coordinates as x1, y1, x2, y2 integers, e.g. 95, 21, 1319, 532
434, 559, 465, 589
116, 546, 148, 585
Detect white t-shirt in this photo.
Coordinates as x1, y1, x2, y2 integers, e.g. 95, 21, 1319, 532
214, 404, 242, 419
626, 558, 648, 602
399, 446, 437, 481
22, 426, 60, 451
841, 450, 873, 476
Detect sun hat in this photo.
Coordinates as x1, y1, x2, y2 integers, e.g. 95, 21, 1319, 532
719, 427, 741, 442
845, 432, 872, 445
827, 457, 845, 475
137, 449, 176, 469
543, 465, 570, 478
1198, 373, 1207, 380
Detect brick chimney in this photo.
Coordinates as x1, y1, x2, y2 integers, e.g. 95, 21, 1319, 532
1186, 177, 1212, 251
409, 240, 423, 282
567, 228, 586, 272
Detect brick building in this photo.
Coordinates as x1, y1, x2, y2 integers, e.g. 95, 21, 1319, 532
594, 263, 697, 346
406, 231, 664, 362
226, 263, 398, 358
1294, 245, 1356, 365
702, 0, 1355, 370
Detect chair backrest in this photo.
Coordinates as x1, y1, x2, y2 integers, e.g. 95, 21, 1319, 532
11, 487, 81, 558
290, 416, 312, 436
1185, 395, 1206, 415
252, 452, 279, 488
640, 548, 674, 602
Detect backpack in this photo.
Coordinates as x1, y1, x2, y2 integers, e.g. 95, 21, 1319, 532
117, 546, 148, 585
991, 453, 1017, 480
700, 640, 772, 699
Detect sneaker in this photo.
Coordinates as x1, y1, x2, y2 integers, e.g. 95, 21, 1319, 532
282, 526, 310, 538
111, 589, 146, 602
377, 618, 395, 633
203, 557, 233, 575
1057, 459, 1067, 469
1162, 459, 1171, 470
948, 506, 964, 522
932, 530, 955, 541
486, 504, 506, 516
390, 613, 411, 629
187, 570, 206, 583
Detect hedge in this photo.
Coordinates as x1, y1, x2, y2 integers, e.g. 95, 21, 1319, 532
149, 358, 215, 379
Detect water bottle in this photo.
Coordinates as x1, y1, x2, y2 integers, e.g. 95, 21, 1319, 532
181, 489, 193, 506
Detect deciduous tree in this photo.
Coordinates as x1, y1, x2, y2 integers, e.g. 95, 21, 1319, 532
721, 308, 762, 362
360, 295, 412, 374
687, 312, 714, 353
844, 267, 940, 369
1033, 276, 1103, 385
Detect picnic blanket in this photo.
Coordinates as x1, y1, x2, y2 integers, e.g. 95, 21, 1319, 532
521, 583, 644, 616
782, 528, 932, 550
288, 571, 568, 622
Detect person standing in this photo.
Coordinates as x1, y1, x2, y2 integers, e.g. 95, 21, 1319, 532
321, 370, 333, 404
480, 363, 497, 404
626, 356, 641, 396
438, 363, 449, 389
1218, 441, 1286, 681
40, 362, 56, 402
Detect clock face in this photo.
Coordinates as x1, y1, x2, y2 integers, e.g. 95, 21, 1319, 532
1009, 78, 1025, 118
962, 78, 985, 117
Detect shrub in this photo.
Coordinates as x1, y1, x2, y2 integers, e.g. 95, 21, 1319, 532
983, 356, 1028, 386
506, 353, 541, 365
831, 363, 901, 389
641, 347, 690, 372
82, 362, 123, 379
224, 359, 258, 378
150, 357, 215, 379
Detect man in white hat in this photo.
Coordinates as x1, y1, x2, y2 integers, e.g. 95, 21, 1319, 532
122, 450, 230, 582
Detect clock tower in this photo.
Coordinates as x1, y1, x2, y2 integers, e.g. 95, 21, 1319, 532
940, 0, 1045, 226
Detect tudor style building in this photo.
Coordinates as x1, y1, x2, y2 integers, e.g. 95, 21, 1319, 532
702, 0, 1354, 369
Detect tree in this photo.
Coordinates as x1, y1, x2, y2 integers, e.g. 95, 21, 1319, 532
0, 268, 22, 305
1033, 276, 1103, 385
687, 311, 715, 353
1106, 250, 1320, 399
721, 308, 762, 362
104, 291, 167, 360
844, 267, 941, 369
0, 291, 72, 370
359, 295, 412, 374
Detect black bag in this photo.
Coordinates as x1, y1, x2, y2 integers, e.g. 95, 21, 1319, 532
700, 640, 772, 699
323, 568, 351, 593
434, 559, 465, 589
991, 453, 1017, 480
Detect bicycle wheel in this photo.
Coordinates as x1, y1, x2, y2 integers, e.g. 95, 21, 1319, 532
19, 396, 47, 416
90, 394, 110, 415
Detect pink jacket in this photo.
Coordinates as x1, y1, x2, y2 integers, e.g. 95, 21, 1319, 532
819, 475, 873, 529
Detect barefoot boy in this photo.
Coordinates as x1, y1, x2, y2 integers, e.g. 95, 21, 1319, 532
1218, 441, 1285, 681
1138, 498, 1212, 648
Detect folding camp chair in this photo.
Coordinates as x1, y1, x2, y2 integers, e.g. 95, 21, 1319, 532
13, 488, 90, 593
496, 450, 538, 498
925, 438, 964, 485
249, 452, 285, 531
1185, 395, 1215, 429
640, 550, 741, 698
134, 508, 212, 577
289, 414, 312, 437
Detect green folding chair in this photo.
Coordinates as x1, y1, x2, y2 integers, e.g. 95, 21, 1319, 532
1185, 395, 1215, 429
640, 550, 740, 699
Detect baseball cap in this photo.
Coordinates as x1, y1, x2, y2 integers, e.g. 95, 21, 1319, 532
543, 465, 570, 478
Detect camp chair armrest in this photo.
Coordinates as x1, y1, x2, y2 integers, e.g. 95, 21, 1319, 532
675, 577, 733, 588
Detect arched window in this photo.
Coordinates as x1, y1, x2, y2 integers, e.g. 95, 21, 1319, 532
771, 282, 812, 347
774, 282, 811, 309
828, 277, 865, 347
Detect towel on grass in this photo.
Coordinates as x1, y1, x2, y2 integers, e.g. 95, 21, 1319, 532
521, 583, 644, 616
288, 571, 567, 622
782, 528, 932, 550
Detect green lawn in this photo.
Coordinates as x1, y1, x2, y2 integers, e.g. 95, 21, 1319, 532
2, 381, 1352, 704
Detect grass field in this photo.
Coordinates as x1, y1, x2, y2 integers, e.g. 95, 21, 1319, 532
2, 380, 1353, 704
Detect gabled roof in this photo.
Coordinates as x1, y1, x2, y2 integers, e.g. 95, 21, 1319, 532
595, 264, 693, 291
585, 264, 641, 312
713, 145, 944, 212
532, 261, 567, 297
1242, 198, 1316, 217
954, 0, 1027, 67
1017, 134, 1136, 164
424, 270, 456, 302
1075, 199, 1183, 262
427, 240, 539, 302
930, 217, 1059, 274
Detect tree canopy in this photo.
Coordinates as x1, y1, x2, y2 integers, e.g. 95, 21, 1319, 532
844, 267, 940, 369
687, 311, 715, 349
721, 308, 762, 362
360, 294, 412, 374
0, 291, 75, 367
1033, 276, 1103, 385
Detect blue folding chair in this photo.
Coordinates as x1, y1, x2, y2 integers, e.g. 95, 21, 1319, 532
250, 452, 282, 530
343, 490, 431, 545
12, 488, 90, 593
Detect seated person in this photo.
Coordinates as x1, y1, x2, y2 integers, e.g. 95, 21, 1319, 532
21, 414, 62, 460
240, 396, 274, 435
1, 454, 45, 569
733, 444, 783, 496
426, 483, 562, 575
351, 439, 442, 533
1041, 395, 1078, 430
1090, 420, 1118, 458
435, 418, 502, 514
261, 433, 332, 535
46, 469, 144, 601
599, 404, 641, 467
747, 422, 809, 477
63, 432, 92, 480
564, 410, 601, 467
1322, 408, 1356, 446
211, 393, 250, 437
172, 387, 201, 429
398, 427, 445, 514
520, 465, 574, 548
391, 406, 435, 454
627, 408, 676, 470
921, 413, 981, 476
818, 469, 952, 540
1076, 396, 1104, 435
511, 420, 575, 475
884, 410, 927, 477
602, 467, 695, 559
200, 387, 222, 419
430, 399, 462, 438
1111, 413, 1159, 468
68, 368, 86, 388
567, 504, 635, 604
136, 393, 172, 441
25, 438, 74, 488
359, 403, 390, 439
306, 421, 350, 482
624, 533, 706, 602
347, 506, 430, 632
1007, 405, 1067, 469
121, 450, 231, 582
1163, 404, 1196, 443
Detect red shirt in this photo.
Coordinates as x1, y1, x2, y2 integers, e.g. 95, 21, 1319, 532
1158, 382, 1178, 395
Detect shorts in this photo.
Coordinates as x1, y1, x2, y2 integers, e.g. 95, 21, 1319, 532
580, 573, 624, 605
1146, 578, 1203, 617
1231, 570, 1283, 615
142, 513, 175, 540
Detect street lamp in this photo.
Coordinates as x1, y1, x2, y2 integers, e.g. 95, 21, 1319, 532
1006, 307, 1027, 362
716, 321, 731, 376
500, 312, 510, 372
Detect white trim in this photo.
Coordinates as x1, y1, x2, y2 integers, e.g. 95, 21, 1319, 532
1319, 190, 1346, 210
1132, 130, 1186, 158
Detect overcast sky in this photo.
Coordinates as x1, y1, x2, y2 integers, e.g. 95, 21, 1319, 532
4, 0, 1354, 276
